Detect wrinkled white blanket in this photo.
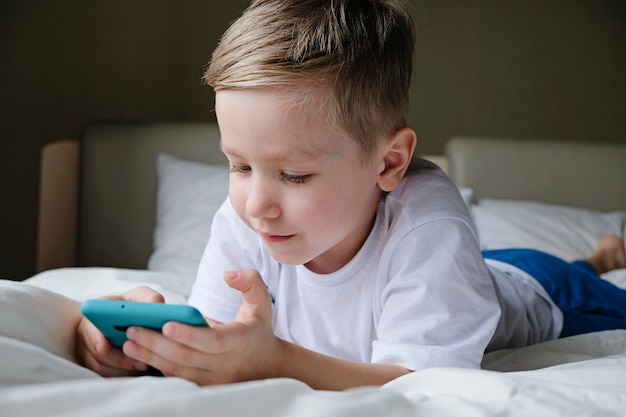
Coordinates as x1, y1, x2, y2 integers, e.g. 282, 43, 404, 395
2, 269, 626, 417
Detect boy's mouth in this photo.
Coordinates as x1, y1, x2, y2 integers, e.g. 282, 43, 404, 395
259, 232, 294, 243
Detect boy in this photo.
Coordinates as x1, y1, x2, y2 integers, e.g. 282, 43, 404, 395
75, 0, 626, 390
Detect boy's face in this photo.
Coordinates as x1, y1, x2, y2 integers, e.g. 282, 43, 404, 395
216, 88, 385, 274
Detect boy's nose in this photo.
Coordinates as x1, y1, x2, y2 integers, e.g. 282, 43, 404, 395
245, 178, 281, 219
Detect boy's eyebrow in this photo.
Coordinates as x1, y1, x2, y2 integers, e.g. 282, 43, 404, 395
220, 142, 322, 162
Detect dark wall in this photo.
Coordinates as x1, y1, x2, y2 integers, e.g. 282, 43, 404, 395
409, 1, 626, 148
1, 1, 625, 280
0, 0, 250, 280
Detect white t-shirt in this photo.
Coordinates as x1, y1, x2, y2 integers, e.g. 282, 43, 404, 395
188, 159, 562, 371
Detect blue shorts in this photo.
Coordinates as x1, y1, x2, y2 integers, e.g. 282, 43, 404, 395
483, 249, 626, 338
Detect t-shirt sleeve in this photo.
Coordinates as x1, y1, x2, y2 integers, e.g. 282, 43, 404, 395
372, 218, 501, 371
187, 199, 261, 323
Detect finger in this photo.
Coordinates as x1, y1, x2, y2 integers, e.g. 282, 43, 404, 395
99, 286, 165, 303
126, 325, 211, 368
77, 318, 147, 375
224, 269, 272, 323
124, 326, 215, 380
161, 320, 241, 355
123, 323, 237, 385
78, 316, 111, 358
122, 286, 166, 303
78, 343, 147, 377
124, 337, 218, 383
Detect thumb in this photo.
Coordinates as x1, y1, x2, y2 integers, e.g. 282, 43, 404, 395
224, 269, 272, 323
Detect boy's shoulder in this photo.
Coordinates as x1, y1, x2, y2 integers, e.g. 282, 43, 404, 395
384, 158, 471, 226
394, 157, 461, 203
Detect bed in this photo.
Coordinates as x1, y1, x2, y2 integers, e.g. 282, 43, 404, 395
2, 121, 626, 416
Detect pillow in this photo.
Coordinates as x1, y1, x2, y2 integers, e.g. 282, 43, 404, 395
0, 280, 101, 383
471, 198, 626, 262
148, 154, 229, 280
27, 267, 192, 304
0, 280, 83, 364
458, 187, 474, 208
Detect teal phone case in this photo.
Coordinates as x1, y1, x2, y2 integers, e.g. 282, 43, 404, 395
81, 299, 208, 348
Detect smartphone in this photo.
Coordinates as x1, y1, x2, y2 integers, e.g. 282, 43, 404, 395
81, 299, 208, 348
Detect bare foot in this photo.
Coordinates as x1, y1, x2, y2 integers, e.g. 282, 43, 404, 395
586, 235, 626, 275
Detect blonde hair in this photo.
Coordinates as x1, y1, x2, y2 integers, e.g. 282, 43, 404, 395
204, 0, 415, 161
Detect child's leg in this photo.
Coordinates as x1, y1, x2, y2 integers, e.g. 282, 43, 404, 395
561, 235, 626, 336
483, 238, 626, 338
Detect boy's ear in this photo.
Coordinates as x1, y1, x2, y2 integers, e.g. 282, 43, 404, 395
378, 127, 417, 192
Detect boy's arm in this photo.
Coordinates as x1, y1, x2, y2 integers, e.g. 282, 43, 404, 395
231, 272, 414, 389
273, 338, 411, 390
123, 269, 411, 389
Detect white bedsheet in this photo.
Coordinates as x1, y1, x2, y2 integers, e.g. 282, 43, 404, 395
2, 268, 626, 416
2, 329, 626, 417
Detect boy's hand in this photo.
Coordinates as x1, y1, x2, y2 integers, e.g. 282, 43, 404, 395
122, 269, 282, 385
75, 286, 165, 376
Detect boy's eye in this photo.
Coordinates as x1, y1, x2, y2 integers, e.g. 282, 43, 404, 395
229, 164, 311, 184
229, 164, 251, 174
281, 173, 312, 184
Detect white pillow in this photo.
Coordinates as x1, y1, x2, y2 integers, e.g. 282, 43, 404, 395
0, 280, 84, 365
148, 154, 229, 279
472, 198, 626, 262
458, 187, 474, 208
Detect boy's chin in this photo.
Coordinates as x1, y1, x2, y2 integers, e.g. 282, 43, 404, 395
265, 247, 315, 268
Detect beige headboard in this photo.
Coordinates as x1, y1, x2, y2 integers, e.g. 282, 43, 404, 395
446, 137, 626, 212
79, 121, 227, 270
38, 121, 227, 272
